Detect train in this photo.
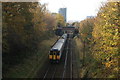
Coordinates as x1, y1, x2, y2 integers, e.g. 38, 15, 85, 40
49, 34, 67, 63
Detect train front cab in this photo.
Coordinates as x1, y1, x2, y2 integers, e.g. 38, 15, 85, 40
49, 50, 61, 63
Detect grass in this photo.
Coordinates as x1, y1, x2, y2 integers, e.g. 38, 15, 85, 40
4, 35, 58, 78
74, 37, 84, 78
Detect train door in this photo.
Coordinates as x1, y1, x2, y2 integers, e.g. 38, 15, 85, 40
53, 51, 56, 60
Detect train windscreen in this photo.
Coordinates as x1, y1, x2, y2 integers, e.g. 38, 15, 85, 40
50, 51, 59, 55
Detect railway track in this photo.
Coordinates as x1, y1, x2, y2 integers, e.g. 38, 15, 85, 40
70, 38, 73, 79
62, 38, 69, 80
43, 64, 57, 80
62, 37, 73, 79
41, 40, 68, 79
36, 34, 75, 79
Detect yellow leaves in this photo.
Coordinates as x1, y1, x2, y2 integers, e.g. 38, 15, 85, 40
105, 62, 111, 68
113, 67, 118, 72
113, 35, 119, 41
90, 1, 119, 77
101, 13, 104, 16
112, 8, 116, 11
114, 2, 117, 5
104, 15, 106, 18
103, 59, 117, 68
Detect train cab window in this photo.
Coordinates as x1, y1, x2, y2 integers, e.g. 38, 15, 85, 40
57, 53, 59, 55
54, 53, 56, 55
57, 51, 60, 55
50, 51, 53, 55
50, 50, 59, 55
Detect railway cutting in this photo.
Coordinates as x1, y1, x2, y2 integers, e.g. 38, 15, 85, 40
36, 33, 79, 79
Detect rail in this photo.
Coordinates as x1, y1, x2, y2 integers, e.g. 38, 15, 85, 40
43, 65, 57, 80
62, 38, 69, 80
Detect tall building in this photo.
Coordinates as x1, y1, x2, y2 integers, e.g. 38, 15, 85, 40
59, 8, 67, 22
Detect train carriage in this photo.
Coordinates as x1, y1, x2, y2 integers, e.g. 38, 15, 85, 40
49, 34, 67, 63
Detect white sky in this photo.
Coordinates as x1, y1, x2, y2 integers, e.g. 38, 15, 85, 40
40, 0, 107, 22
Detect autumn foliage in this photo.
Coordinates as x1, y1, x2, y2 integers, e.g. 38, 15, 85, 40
92, 2, 119, 78
79, 2, 119, 78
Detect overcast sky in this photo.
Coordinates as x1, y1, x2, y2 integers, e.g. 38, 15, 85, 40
40, 0, 107, 22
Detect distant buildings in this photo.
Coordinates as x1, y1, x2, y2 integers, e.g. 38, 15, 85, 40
86, 16, 94, 18
59, 8, 67, 22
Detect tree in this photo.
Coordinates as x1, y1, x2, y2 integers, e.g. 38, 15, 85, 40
79, 18, 94, 43
92, 2, 119, 78
56, 14, 65, 27
2, 2, 49, 73
44, 12, 56, 30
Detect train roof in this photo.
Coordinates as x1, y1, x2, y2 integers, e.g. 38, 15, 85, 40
51, 34, 67, 51
51, 39, 64, 51
61, 34, 67, 39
